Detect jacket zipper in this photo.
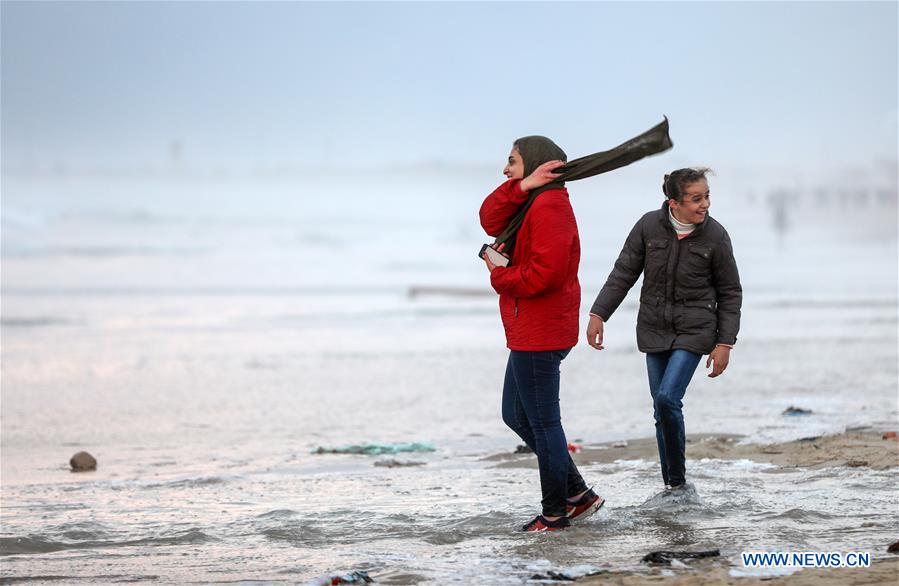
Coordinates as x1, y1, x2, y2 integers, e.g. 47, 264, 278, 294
514, 298, 519, 317
666, 234, 678, 325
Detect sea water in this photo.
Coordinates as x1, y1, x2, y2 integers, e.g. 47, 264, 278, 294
2, 169, 896, 583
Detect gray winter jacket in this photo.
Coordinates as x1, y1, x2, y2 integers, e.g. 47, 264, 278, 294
590, 202, 742, 355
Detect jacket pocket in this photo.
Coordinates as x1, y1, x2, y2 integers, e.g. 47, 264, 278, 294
684, 299, 716, 312
674, 300, 717, 334
647, 238, 670, 255
645, 238, 670, 278
639, 294, 665, 307
679, 244, 713, 288
638, 295, 664, 329
687, 244, 712, 264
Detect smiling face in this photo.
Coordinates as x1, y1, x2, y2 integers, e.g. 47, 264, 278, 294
503, 147, 525, 180
669, 178, 710, 224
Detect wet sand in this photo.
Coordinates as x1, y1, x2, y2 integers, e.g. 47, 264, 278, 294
487, 428, 899, 471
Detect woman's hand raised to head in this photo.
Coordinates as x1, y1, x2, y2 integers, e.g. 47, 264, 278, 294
520, 160, 566, 192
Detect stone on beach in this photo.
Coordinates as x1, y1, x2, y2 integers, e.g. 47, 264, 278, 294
69, 451, 97, 472
888, 540, 899, 554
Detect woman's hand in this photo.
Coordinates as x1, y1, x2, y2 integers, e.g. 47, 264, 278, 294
586, 314, 605, 350
520, 160, 565, 192
706, 345, 731, 377
483, 242, 509, 272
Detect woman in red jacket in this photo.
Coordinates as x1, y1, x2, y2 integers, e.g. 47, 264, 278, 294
480, 136, 603, 532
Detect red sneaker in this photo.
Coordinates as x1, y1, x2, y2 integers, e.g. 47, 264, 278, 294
521, 515, 571, 532
566, 489, 605, 523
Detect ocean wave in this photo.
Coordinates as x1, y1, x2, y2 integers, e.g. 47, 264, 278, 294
754, 508, 837, 522
258, 522, 329, 546
255, 509, 300, 520
0, 575, 160, 583
144, 476, 228, 490
0, 575, 80, 583
49, 521, 115, 542
0, 528, 215, 556
422, 511, 520, 545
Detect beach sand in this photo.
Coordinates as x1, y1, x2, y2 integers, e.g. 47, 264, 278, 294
486, 428, 899, 471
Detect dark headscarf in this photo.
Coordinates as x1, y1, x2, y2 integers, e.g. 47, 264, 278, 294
515, 135, 568, 184
495, 117, 673, 255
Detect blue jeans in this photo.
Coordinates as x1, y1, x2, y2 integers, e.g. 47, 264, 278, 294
502, 349, 588, 517
646, 349, 702, 487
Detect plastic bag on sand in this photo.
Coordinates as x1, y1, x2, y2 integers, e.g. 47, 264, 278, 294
312, 442, 436, 456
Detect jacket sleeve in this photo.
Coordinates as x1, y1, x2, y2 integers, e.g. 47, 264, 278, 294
589, 218, 645, 321
712, 231, 742, 345
488, 198, 574, 299
479, 179, 528, 237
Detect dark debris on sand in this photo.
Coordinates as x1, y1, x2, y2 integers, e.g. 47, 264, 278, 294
641, 549, 720, 565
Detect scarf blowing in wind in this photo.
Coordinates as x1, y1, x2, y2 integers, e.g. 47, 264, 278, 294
494, 117, 674, 256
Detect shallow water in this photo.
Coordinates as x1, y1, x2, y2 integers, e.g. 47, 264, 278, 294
2, 173, 897, 583
2, 453, 897, 583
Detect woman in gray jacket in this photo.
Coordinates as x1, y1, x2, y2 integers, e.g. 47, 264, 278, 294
586, 168, 742, 490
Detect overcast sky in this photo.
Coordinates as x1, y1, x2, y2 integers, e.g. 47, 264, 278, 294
2, 1, 896, 175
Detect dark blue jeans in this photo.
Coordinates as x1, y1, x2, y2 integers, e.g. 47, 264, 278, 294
646, 349, 702, 487
502, 349, 588, 517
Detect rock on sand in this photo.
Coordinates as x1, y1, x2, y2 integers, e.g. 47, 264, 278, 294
69, 451, 97, 472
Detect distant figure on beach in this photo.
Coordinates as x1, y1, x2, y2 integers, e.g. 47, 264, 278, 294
586, 168, 742, 492
479, 137, 604, 532
767, 188, 791, 249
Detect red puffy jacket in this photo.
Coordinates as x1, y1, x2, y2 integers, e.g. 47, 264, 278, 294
479, 179, 581, 351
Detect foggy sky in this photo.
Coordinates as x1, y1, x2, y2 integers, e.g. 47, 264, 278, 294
2, 1, 896, 175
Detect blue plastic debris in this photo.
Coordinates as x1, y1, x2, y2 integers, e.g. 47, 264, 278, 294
312, 442, 436, 456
